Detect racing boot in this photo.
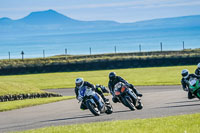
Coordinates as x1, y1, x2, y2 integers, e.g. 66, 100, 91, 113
188, 91, 195, 99
132, 87, 143, 97
100, 94, 109, 103
100, 86, 109, 93
97, 89, 109, 103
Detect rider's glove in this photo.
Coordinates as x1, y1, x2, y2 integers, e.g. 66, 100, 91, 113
78, 96, 83, 102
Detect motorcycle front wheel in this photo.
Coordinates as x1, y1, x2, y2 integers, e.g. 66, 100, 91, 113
196, 89, 200, 99
122, 96, 136, 111
86, 100, 100, 116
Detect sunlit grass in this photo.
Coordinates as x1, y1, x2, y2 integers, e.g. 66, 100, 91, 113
0, 65, 196, 89
0, 81, 44, 96
0, 96, 75, 112
14, 113, 200, 133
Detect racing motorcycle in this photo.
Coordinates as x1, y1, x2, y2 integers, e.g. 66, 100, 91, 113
188, 78, 200, 99
78, 86, 113, 116
114, 82, 143, 110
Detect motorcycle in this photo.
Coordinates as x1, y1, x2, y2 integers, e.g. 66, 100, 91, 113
78, 86, 113, 116
188, 78, 200, 99
114, 82, 143, 110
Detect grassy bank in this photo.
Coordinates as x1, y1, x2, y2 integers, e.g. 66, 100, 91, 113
0, 82, 44, 96
0, 65, 196, 89
0, 49, 200, 75
0, 65, 196, 111
2, 48, 200, 66
0, 82, 70, 112
0, 96, 75, 112
14, 113, 200, 133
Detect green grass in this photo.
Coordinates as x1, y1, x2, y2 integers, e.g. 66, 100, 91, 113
0, 65, 196, 89
0, 81, 44, 96
0, 96, 75, 112
0, 65, 196, 111
13, 113, 200, 133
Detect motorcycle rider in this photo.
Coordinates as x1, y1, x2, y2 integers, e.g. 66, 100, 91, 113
75, 78, 109, 110
195, 63, 200, 76
95, 84, 109, 93
108, 72, 142, 103
181, 69, 200, 99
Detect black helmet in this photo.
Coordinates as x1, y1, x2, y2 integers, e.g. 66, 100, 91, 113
109, 72, 116, 80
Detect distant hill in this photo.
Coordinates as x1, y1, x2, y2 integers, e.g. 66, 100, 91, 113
16, 9, 80, 25
0, 9, 200, 35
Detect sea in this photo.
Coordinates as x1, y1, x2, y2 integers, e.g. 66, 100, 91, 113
0, 27, 200, 59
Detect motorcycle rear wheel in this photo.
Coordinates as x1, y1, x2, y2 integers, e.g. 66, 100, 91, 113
136, 101, 143, 110
105, 104, 113, 114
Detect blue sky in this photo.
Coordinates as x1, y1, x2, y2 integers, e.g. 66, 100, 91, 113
0, 0, 200, 22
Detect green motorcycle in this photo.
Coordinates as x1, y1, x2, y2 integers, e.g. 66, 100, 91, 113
188, 78, 200, 99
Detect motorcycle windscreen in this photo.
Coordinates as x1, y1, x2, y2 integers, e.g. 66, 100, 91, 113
79, 86, 87, 97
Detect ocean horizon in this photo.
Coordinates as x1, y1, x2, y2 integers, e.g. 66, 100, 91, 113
0, 27, 200, 59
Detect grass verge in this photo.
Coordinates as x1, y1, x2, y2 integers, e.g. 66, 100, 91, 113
13, 113, 200, 133
0, 96, 75, 112
0, 81, 44, 96
0, 65, 196, 89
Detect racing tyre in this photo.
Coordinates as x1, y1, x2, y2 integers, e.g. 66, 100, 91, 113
123, 96, 136, 111
196, 89, 200, 99
136, 101, 143, 110
105, 104, 113, 114
86, 100, 100, 116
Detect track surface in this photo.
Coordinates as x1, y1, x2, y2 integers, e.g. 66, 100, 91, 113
0, 86, 200, 133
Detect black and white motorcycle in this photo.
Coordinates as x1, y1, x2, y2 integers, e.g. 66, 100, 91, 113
78, 86, 113, 116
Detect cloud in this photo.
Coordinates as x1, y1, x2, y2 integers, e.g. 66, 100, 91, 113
0, 0, 200, 12
60, 0, 200, 9
128, 0, 200, 9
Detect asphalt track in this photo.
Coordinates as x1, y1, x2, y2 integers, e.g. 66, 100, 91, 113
0, 86, 200, 133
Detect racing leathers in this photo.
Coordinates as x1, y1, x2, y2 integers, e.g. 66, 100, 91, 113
195, 68, 200, 76
108, 76, 142, 103
181, 74, 200, 99
75, 81, 108, 109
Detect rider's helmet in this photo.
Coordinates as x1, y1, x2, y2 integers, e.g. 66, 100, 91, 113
75, 78, 84, 88
181, 69, 189, 79
109, 72, 116, 80
197, 63, 200, 69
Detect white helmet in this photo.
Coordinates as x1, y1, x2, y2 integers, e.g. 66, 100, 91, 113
75, 78, 84, 88
198, 63, 200, 68
181, 69, 189, 78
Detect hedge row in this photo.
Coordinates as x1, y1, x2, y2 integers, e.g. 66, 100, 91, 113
0, 56, 199, 75
0, 93, 62, 102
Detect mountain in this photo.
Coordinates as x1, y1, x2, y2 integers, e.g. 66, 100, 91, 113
16, 9, 80, 25
0, 17, 13, 24
0, 9, 200, 35
123, 15, 200, 30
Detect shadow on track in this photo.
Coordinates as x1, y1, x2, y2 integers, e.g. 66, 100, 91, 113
165, 99, 200, 104
157, 103, 200, 109
40, 114, 94, 123
112, 109, 132, 114
41, 109, 132, 123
